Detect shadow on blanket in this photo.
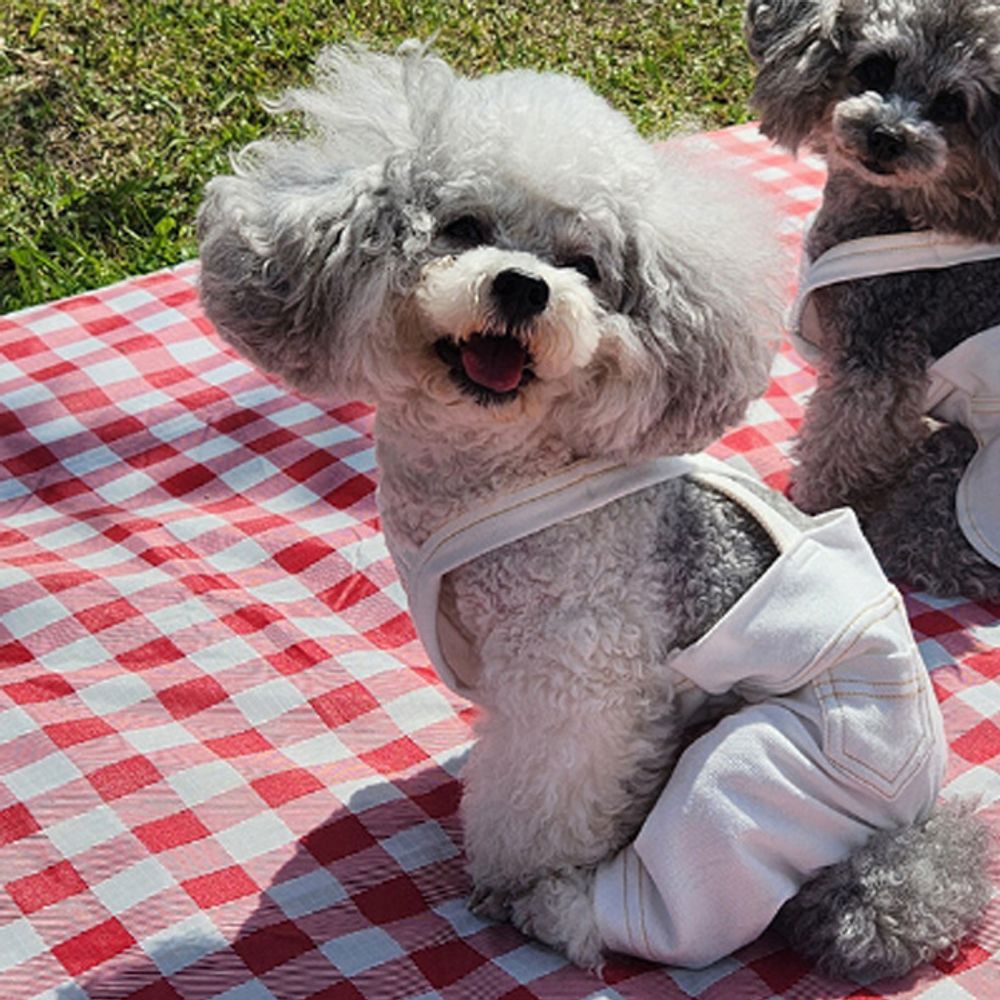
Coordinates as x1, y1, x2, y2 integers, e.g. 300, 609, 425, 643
53, 759, 669, 999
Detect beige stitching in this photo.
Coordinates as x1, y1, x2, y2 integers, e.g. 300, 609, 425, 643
814, 687, 922, 704
420, 460, 624, 565
782, 588, 901, 691
816, 636, 933, 790
636, 851, 653, 958
622, 850, 634, 951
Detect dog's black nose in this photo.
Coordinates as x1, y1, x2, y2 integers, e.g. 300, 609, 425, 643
492, 269, 549, 324
867, 125, 905, 163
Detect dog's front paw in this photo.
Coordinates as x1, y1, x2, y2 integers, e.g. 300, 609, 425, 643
510, 869, 604, 972
469, 883, 513, 922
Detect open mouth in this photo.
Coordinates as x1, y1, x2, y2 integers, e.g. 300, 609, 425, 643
434, 332, 536, 405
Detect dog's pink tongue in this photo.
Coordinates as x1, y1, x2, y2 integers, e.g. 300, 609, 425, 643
461, 335, 526, 393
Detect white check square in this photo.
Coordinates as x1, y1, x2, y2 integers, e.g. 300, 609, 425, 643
4, 750, 82, 800
92, 857, 175, 914
215, 811, 294, 863
45, 804, 128, 856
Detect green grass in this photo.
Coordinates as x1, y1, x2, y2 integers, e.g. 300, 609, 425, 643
1, 1, 753, 313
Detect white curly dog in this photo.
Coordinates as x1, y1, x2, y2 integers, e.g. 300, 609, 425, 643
198, 42, 989, 980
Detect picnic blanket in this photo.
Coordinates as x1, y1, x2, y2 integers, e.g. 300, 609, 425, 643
1, 124, 998, 1000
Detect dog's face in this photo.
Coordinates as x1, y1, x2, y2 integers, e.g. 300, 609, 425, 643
199, 44, 779, 460
747, 0, 1000, 196
386, 134, 632, 431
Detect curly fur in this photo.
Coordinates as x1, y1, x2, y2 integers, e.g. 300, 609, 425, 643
199, 40, 989, 978
775, 799, 993, 980
747, 0, 1000, 598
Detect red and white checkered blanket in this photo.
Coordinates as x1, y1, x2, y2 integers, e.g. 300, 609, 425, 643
1, 125, 998, 1000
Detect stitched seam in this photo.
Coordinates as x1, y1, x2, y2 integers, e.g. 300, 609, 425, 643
782, 589, 900, 691
419, 460, 622, 565
817, 637, 931, 788
622, 851, 634, 952
636, 851, 653, 958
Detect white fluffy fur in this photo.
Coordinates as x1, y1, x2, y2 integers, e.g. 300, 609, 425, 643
198, 42, 788, 969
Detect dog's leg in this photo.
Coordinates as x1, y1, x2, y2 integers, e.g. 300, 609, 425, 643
509, 867, 604, 970
866, 424, 1000, 599
791, 362, 929, 515
461, 694, 679, 969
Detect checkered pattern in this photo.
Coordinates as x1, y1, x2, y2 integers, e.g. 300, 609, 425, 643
1, 124, 997, 1000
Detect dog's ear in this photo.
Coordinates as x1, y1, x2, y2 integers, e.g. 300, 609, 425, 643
556, 151, 784, 463
197, 163, 389, 399
746, 0, 856, 150
197, 42, 450, 399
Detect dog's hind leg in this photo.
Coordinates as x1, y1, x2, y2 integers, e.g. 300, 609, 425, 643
866, 424, 1000, 600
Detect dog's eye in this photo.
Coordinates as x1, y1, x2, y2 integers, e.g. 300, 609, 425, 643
563, 255, 601, 284
854, 55, 896, 94
927, 91, 966, 125
440, 215, 490, 246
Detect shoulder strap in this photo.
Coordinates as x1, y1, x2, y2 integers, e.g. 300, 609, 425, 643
688, 469, 810, 553
790, 231, 1000, 361
405, 453, 728, 694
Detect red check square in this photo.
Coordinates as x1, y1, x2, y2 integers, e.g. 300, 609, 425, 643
43, 717, 115, 749
183, 865, 258, 908
7, 860, 88, 914
134, 810, 212, 853
302, 814, 376, 866
952, 721, 1000, 765
233, 918, 315, 975
53, 917, 136, 976
251, 768, 324, 807
311, 682, 379, 728
88, 755, 162, 801
268, 639, 328, 676
274, 538, 333, 574
158, 675, 229, 719
363, 612, 417, 650
327, 474, 375, 510
361, 737, 428, 774
412, 940, 484, 988
320, 573, 379, 611
353, 874, 426, 924
5, 674, 75, 705
0, 803, 40, 847
205, 729, 272, 758
116, 636, 187, 672
75, 597, 141, 633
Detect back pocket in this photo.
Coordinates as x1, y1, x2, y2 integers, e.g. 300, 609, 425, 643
812, 593, 938, 801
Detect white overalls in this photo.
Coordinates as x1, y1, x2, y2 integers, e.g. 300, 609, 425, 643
790, 230, 1000, 567
386, 454, 946, 968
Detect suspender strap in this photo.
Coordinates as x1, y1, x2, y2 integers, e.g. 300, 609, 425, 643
790, 231, 1000, 361
402, 454, 800, 695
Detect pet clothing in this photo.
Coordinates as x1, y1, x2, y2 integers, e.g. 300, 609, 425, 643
388, 454, 946, 968
791, 230, 1000, 566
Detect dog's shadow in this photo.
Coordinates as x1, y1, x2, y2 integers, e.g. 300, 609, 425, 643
58, 755, 652, 999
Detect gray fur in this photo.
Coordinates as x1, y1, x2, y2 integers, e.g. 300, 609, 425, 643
775, 799, 993, 980
747, 0, 1000, 598
200, 39, 989, 980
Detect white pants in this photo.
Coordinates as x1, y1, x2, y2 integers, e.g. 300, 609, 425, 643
384, 450, 947, 969
593, 537, 946, 969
